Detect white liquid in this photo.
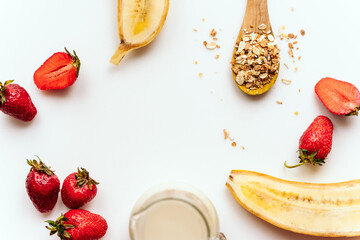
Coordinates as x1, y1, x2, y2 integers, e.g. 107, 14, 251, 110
132, 199, 208, 240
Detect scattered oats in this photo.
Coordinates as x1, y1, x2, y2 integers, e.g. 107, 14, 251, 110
300, 29, 305, 36
276, 100, 283, 104
258, 24, 267, 30
195, 61, 198, 64
215, 54, 220, 59
288, 33, 295, 38
202, 18, 205, 22
198, 73, 203, 78
293, 41, 298, 44
294, 111, 299, 116
298, 89, 301, 92
203, 41, 207, 47
193, 29, 198, 32
281, 78, 291, 85
210, 29, 217, 37
223, 129, 229, 140
280, 37, 284, 40
213, 37, 218, 41
241, 146, 245, 150
283, 63, 289, 69
294, 67, 298, 71
298, 56, 301, 60
232, 142, 237, 147
294, 35, 298, 39
216, 45, 220, 48
206, 41, 217, 49
296, 47, 299, 50
288, 42, 294, 49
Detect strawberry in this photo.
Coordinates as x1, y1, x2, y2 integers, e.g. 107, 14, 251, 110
46, 209, 108, 240
285, 115, 333, 168
61, 168, 99, 209
25, 157, 60, 213
0, 80, 37, 121
315, 77, 360, 116
33, 48, 80, 90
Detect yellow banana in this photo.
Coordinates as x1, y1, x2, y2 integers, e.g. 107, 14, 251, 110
226, 170, 360, 237
110, 0, 169, 65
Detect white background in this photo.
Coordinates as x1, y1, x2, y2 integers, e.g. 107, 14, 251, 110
1, 0, 360, 239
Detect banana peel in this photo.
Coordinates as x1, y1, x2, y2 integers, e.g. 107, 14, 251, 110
226, 170, 360, 237
110, 0, 169, 65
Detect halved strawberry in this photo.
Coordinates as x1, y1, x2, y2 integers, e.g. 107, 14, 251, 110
34, 48, 80, 90
315, 77, 360, 116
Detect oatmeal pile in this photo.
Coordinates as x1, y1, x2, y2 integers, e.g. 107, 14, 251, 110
231, 24, 280, 90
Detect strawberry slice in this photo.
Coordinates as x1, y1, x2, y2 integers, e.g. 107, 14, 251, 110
34, 48, 80, 90
315, 77, 360, 116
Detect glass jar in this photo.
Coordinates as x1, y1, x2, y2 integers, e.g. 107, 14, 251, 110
129, 182, 226, 240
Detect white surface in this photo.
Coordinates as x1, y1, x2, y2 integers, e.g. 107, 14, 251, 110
1, 0, 360, 239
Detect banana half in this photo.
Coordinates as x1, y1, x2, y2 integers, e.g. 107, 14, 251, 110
110, 0, 169, 65
226, 170, 360, 237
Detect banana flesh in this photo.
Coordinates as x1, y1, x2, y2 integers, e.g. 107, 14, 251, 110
226, 170, 360, 237
110, 0, 169, 65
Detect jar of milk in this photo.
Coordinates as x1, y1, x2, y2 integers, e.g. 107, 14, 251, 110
129, 183, 226, 240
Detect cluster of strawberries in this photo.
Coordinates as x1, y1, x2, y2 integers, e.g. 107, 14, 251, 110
25, 157, 107, 240
286, 77, 360, 168
0, 48, 81, 121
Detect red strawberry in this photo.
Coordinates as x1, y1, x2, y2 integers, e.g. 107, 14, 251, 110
46, 209, 108, 240
315, 77, 360, 116
0, 80, 37, 121
61, 168, 99, 209
34, 48, 80, 90
25, 157, 60, 213
285, 115, 333, 168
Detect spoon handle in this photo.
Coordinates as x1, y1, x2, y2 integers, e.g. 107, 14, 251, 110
241, 0, 271, 33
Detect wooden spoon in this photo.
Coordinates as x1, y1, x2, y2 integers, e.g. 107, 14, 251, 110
232, 0, 279, 95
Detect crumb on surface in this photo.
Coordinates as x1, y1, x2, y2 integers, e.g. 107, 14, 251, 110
210, 29, 217, 37
215, 54, 220, 59
232, 142, 237, 147
300, 29, 305, 36
198, 73, 203, 78
223, 129, 229, 140
195, 61, 198, 64
294, 111, 299, 116
241, 146, 245, 150
193, 29, 197, 32
276, 100, 283, 104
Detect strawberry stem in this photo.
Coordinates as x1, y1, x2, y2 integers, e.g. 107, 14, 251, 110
0, 80, 14, 104
75, 167, 99, 190
46, 214, 76, 240
284, 161, 306, 168
27, 156, 54, 176
64, 47, 81, 77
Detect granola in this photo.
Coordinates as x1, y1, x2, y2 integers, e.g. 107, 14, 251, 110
231, 24, 280, 90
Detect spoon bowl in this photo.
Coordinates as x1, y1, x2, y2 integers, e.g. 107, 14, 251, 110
232, 0, 279, 95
